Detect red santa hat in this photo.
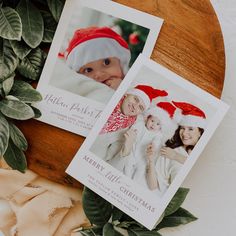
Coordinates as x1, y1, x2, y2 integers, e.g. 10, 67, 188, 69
127, 85, 168, 109
147, 102, 181, 141
172, 101, 206, 129
63, 27, 131, 74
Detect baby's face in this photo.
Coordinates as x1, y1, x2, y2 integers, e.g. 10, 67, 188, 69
146, 115, 161, 132
78, 57, 124, 90
121, 94, 146, 116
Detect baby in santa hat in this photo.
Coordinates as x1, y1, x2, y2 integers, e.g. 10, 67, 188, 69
63, 26, 131, 90
91, 85, 168, 162
108, 102, 180, 190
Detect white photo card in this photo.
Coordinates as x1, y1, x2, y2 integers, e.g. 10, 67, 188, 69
35, 0, 163, 136
66, 54, 229, 229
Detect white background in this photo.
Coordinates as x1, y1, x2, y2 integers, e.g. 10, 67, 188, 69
1, 0, 236, 235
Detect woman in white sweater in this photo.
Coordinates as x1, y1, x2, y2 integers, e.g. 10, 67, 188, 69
145, 101, 206, 196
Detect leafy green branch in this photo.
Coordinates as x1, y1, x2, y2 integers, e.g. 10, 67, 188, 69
77, 187, 197, 236
0, 0, 65, 172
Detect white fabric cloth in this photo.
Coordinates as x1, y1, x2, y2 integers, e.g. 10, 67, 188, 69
50, 59, 114, 104
155, 146, 188, 196
90, 127, 129, 162
94, 117, 163, 187
91, 116, 144, 172
130, 120, 163, 188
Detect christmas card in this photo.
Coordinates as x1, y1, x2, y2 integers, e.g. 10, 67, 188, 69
34, 0, 163, 136
66, 54, 229, 230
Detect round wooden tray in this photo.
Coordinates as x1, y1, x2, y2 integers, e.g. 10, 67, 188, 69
16, 0, 225, 188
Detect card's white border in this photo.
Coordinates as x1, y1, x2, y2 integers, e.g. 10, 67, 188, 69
67, 54, 229, 229
35, 0, 163, 137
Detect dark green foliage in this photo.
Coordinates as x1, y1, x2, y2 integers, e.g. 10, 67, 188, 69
0, 0, 65, 172
77, 187, 197, 236
82, 187, 113, 226
114, 19, 150, 66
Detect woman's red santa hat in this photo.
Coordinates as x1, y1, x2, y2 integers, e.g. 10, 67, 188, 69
172, 101, 206, 129
127, 85, 168, 109
62, 27, 131, 74
147, 101, 181, 142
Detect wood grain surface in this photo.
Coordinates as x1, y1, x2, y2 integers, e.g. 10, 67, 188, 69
17, 0, 225, 188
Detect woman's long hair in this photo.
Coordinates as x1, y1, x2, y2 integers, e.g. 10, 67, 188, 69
165, 126, 204, 153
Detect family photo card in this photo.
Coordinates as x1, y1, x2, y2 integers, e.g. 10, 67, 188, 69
35, 0, 163, 136
66, 54, 229, 229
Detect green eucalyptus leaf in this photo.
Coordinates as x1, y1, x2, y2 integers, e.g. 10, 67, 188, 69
103, 223, 123, 236
16, 0, 43, 48
9, 122, 28, 151
0, 99, 34, 120
31, 106, 42, 118
80, 232, 94, 236
10, 82, 42, 103
79, 226, 103, 236
47, 0, 65, 22
17, 47, 45, 80
11, 80, 32, 90
164, 188, 189, 216
3, 139, 27, 173
5, 95, 19, 101
0, 7, 22, 40
0, 113, 10, 156
10, 80, 43, 104
0, 39, 19, 81
10, 39, 31, 59
155, 207, 197, 230
2, 73, 15, 96
41, 10, 57, 43
127, 228, 162, 236
82, 187, 112, 226
118, 221, 143, 229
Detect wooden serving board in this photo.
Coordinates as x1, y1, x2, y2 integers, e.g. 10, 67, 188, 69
16, 0, 225, 188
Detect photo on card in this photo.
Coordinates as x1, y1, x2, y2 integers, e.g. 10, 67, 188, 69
35, 0, 163, 137
66, 54, 229, 229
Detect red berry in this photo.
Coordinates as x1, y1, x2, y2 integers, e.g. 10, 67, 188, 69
129, 32, 139, 45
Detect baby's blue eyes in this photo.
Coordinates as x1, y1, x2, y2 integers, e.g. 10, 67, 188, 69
84, 68, 93, 73
104, 58, 111, 65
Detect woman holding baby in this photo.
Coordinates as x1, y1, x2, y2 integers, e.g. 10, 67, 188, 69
146, 101, 206, 196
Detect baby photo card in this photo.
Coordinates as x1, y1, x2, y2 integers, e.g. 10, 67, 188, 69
66, 54, 229, 229
35, 0, 163, 136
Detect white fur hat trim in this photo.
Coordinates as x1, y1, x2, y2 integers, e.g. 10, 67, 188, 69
66, 38, 131, 74
179, 115, 206, 129
127, 89, 150, 109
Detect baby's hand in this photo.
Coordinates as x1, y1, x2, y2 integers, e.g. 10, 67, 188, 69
146, 143, 155, 161
105, 78, 122, 90
160, 147, 177, 160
